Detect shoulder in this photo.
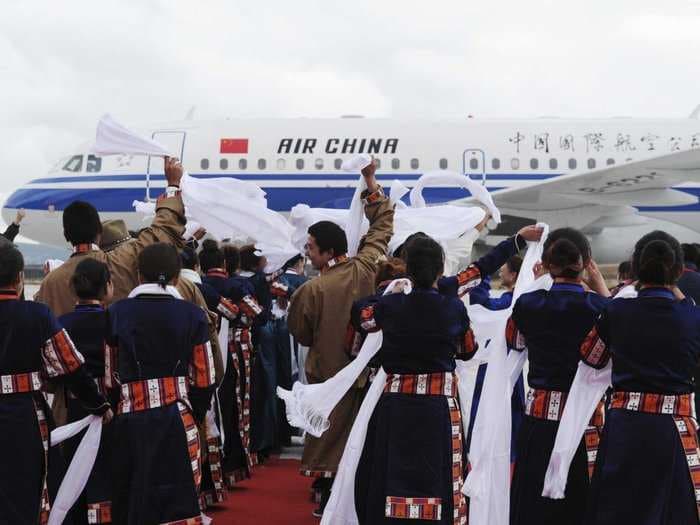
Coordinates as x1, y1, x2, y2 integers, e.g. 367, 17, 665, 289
586, 292, 611, 310
26, 300, 53, 320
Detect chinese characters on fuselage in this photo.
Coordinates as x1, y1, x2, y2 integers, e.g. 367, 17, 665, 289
508, 132, 700, 154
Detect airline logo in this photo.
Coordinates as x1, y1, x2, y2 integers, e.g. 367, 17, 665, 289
277, 137, 399, 155
220, 138, 249, 154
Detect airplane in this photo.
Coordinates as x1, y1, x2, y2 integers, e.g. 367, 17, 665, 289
3, 112, 700, 263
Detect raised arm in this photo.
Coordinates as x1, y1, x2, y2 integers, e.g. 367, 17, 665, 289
356, 161, 395, 269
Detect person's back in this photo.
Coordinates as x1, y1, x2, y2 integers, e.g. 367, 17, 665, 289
513, 285, 609, 391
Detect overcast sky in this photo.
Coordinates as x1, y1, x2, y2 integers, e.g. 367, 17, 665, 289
2, 0, 700, 191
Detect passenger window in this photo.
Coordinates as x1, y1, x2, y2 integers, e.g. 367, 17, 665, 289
315, 158, 324, 170
606, 158, 615, 166
296, 159, 304, 170
469, 158, 479, 170
587, 158, 596, 169
439, 158, 448, 169
220, 159, 229, 170
491, 158, 500, 170
392, 158, 400, 169
239, 159, 247, 170
86, 155, 101, 173
549, 158, 558, 169
200, 158, 209, 170
511, 158, 520, 170
568, 158, 577, 169
410, 158, 419, 170
63, 155, 84, 172
334, 159, 342, 170
277, 159, 286, 170
530, 158, 539, 169
258, 159, 266, 170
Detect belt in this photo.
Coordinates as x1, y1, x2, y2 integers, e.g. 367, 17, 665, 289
118, 376, 188, 414
525, 388, 568, 421
0, 371, 43, 394
610, 391, 694, 417
384, 372, 457, 397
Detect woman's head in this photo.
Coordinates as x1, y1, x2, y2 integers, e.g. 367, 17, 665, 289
199, 239, 224, 273
239, 245, 266, 272
71, 258, 112, 302
499, 254, 523, 288
180, 245, 199, 272
405, 235, 444, 289
0, 244, 24, 293
222, 244, 240, 276
633, 231, 683, 286
542, 228, 591, 280
138, 243, 181, 288
375, 257, 407, 288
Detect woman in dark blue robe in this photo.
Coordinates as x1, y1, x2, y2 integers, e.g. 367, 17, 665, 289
582, 231, 700, 525
201, 240, 262, 483
60, 259, 116, 524
108, 244, 216, 524
0, 244, 109, 524
349, 225, 544, 525
507, 228, 611, 525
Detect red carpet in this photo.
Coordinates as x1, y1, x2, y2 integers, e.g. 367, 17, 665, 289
207, 457, 319, 524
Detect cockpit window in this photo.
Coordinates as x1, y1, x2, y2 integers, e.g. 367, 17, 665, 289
86, 155, 102, 173
62, 155, 83, 172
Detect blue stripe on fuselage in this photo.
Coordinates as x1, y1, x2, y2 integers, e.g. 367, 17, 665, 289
3, 186, 506, 212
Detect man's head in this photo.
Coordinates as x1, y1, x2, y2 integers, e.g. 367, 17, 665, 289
306, 221, 348, 270
498, 254, 523, 289
0, 244, 24, 295
63, 201, 102, 246
617, 260, 632, 282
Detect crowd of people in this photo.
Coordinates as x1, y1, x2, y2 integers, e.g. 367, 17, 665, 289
1, 154, 700, 525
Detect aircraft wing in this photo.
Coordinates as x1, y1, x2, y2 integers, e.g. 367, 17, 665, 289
453, 148, 700, 235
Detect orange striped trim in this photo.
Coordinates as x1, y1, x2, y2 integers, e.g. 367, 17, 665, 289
205, 268, 228, 279
324, 254, 348, 270
674, 417, 700, 519
609, 391, 694, 417
0, 371, 43, 394
232, 328, 255, 470
580, 326, 610, 368
178, 404, 201, 490
118, 377, 188, 414
87, 501, 111, 524
448, 397, 468, 524
42, 329, 85, 378
300, 469, 335, 478
34, 398, 50, 525
525, 389, 568, 421
506, 317, 526, 351
270, 281, 289, 298
0, 291, 19, 301
189, 342, 216, 388
217, 298, 239, 320
384, 372, 457, 397
455, 266, 482, 297
202, 436, 227, 505
385, 496, 442, 520
72, 243, 99, 255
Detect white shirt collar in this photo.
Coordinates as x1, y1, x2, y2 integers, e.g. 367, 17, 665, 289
180, 268, 202, 284
128, 283, 183, 300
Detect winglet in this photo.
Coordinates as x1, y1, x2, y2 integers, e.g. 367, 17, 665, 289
690, 105, 700, 119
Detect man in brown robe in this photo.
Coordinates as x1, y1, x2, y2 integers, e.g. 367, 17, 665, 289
35, 157, 186, 317
287, 160, 394, 517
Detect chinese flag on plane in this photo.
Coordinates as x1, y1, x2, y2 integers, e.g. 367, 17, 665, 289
220, 138, 249, 154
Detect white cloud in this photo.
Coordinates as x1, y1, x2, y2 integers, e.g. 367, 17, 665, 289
1, 0, 700, 192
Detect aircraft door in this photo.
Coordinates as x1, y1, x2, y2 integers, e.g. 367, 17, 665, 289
463, 149, 486, 185
146, 131, 186, 201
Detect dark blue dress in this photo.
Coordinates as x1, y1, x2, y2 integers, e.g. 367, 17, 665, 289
107, 292, 215, 524
351, 288, 476, 524
59, 303, 114, 524
582, 287, 700, 525
507, 283, 609, 525
0, 291, 106, 524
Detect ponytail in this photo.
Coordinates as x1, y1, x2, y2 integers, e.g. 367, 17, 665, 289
405, 236, 444, 289
638, 240, 677, 285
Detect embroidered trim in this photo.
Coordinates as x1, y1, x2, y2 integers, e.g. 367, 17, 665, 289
456, 266, 482, 298
0, 291, 19, 301
87, 501, 112, 524
325, 254, 348, 270
359, 305, 377, 332
118, 377, 188, 414
0, 371, 43, 394
233, 328, 255, 470
580, 326, 610, 369
206, 268, 229, 279
300, 469, 335, 478
525, 389, 568, 421
673, 416, 700, 520
362, 187, 385, 205
385, 496, 442, 520
448, 397, 468, 524
72, 243, 100, 255
190, 342, 216, 388
224, 468, 249, 487
609, 391, 694, 417
178, 403, 202, 490
34, 398, 50, 525
384, 372, 457, 398
42, 329, 85, 378
217, 298, 239, 321
270, 281, 289, 298
202, 436, 227, 505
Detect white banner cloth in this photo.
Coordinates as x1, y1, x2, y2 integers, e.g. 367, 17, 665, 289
90, 114, 173, 157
